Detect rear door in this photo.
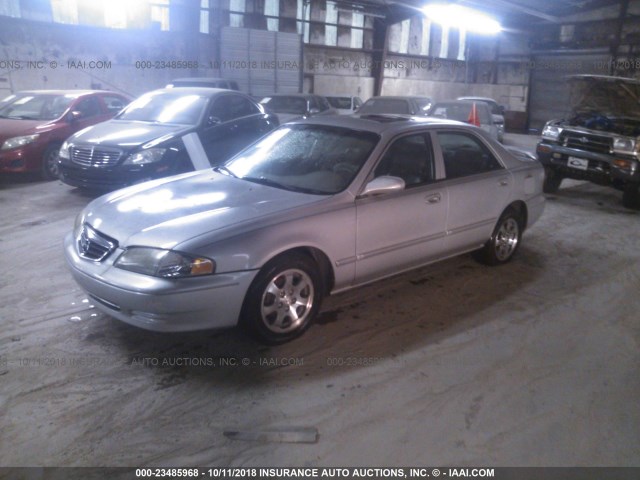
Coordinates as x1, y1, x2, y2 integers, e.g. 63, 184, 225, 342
434, 130, 512, 253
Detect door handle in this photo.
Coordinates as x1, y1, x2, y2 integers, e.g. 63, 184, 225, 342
499, 179, 509, 186
426, 193, 441, 204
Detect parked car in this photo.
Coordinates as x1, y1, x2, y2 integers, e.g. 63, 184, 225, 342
167, 77, 240, 90
0, 90, 129, 179
64, 115, 545, 344
58, 88, 278, 190
536, 75, 640, 208
356, 96, 433, 116
326, 95, 363, 114
429, 100, 500, 142
259, 94, 336, 123
458, 96, 505, 142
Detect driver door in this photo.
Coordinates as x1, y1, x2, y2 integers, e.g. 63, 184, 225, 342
355, 132, 448, 284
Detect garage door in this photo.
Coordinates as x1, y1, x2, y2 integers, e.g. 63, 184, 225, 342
220, 27, 302, 96
528, 53, 610, 131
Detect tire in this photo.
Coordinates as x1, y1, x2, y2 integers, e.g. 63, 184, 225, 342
622, 183, 640, 209
240, 253, 324, 344
473, 208, 523, 266
42, 144, 61, 180
542, 167, 563, 193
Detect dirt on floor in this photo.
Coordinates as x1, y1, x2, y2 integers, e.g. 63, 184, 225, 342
0, 137, 638, 468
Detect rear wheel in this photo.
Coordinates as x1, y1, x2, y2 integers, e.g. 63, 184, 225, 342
622, 183, 640, 209
542, 167, 563, 193
473, 208, 523, 266
240, 253, 323, 344
42, 144, 61, 180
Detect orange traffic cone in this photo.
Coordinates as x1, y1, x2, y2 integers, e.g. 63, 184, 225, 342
467, 102, 480, 126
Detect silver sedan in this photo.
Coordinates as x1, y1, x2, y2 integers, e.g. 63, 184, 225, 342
64, 115, 545, 344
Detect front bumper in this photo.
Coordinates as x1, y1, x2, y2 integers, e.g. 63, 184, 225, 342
64, 232, 258, 332
536, 141, 640, 186
0, 144, 42, 173
58, 158, 181, 190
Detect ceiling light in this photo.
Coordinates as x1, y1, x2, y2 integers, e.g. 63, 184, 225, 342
422, 3, 502, 35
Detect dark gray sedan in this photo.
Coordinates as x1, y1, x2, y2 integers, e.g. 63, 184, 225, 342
64, 115, 545, 344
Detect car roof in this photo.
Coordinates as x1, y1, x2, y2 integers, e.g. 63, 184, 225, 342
366, 96, 431, 101
11, 90, 121, 96
146, 87, 246, 98
458, 96, 497, 102
286, 113, 468, 135
260, 93, 321, 98
434, 100, 490, 108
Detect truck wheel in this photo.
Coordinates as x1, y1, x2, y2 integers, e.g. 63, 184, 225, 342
622, 184, 640, 209
542, 168, 563, 193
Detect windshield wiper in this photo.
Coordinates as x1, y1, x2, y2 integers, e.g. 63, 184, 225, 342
242, 176, 328, 195
213, 165, 236, 177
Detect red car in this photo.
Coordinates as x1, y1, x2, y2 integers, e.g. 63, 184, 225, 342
0, 90, 130, 179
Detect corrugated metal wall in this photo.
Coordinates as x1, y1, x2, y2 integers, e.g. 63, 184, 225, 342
220, 27, 302, 96
528, 53, 610, 131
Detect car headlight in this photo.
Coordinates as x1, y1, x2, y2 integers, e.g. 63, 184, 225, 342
59, 140, 71, 160
612, 137, 636, 155
541, 124, 562, 141
1, 134, 39, 150
114, 247, 215, 278
123, 148, 166, 165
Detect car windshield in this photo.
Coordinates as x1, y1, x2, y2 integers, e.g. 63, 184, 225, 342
358, 98, 410, 114
327, 97, 352, 109
260, 96, 308, 114
225, 124, 379, 195
0, 93, 77, 120
116, 91, 208, 125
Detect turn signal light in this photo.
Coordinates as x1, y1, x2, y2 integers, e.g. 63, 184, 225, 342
613, 159, 633, 170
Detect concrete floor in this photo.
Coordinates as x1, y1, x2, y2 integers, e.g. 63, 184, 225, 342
1, 134, 639, 467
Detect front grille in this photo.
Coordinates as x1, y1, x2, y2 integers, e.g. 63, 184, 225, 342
76, 224, 118, 261
71, 146, 123, 167
560, 131, 612, 154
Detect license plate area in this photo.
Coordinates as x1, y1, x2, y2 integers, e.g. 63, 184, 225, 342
567, 156, 589, 170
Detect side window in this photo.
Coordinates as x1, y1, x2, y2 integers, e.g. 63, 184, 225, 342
74, 97, 101, 118
209, 95, 258, 123
354, 97, 362, 109
102, 95, 126, 115
437, 131, 503, 179
308, 97, 319, 112
374, 134, 435, 188
318, 96, 330, 111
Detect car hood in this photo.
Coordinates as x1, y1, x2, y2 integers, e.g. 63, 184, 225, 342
70, 120, 193, 148
568, 75, 640, 118
0, 118, 54, 141
83, 171, 327, 250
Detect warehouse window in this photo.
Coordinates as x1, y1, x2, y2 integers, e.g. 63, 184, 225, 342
51, 0, 78, 24
265, 0, 278, 31
200, 0, 209, 33
325, 1, 337, 46
0, 0, 20, 17
150, 0, 169, 30
229, 0, 245, 27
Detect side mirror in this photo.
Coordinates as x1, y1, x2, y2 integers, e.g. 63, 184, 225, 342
207, 116, 222, 126
67, 111, 83, 123
360, 176, 405, 197
499, 105, 506, 115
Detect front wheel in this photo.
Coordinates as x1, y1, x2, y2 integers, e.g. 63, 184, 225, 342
622, 183, 640, 209
42, 144, 61, 180
240, 253, 323, 344
473, 208, 523, 266
542, 167, 563, 193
